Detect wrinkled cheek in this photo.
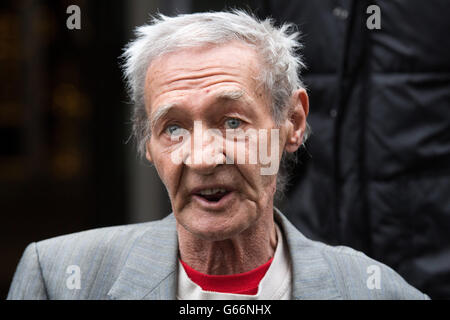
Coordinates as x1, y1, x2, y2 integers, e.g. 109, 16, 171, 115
261, 174, 278, 197
256, 163, 278, 200
152, 154, 179, 199
258, 128, 281, 176
223, 135, 257, 166
223, 129, 281, 177
222, 134, 278, 199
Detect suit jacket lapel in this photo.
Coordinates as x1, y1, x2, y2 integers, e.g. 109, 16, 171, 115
108, 209, 342, 300
108, 214, 179, 300
274, 209, 343, 300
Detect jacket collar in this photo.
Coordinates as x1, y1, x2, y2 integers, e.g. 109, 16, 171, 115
108, 209, 342, 300
108, 214, 179, 300
273, 208, 342, 299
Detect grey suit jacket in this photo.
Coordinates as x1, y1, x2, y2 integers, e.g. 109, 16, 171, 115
7, 209, 429, 300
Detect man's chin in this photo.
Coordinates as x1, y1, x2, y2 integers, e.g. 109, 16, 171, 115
189, 229, 238, 242
177, 210, 252, 242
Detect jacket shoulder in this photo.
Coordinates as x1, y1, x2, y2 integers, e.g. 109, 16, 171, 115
36, 219, 158, 254
10, 216, 173, 299
314, 242, 429, 299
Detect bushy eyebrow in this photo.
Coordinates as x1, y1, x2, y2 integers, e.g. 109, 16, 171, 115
149, 89, 249, 131
215, 89, 244, 101
150, 103, 177, 132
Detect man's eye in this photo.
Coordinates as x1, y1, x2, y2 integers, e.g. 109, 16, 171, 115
165, 124, 183, 136
225, 118, 241, 129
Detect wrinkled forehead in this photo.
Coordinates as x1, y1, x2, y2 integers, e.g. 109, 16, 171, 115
143, 41, 267, 113
145, 42, 263, 87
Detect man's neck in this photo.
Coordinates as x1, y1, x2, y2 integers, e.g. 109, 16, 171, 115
177, 213, 277, 275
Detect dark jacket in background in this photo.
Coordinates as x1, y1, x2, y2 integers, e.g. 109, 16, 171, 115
254, 0, 450, 298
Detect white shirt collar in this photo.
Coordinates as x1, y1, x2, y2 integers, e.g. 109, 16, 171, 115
177, 223, 292, 300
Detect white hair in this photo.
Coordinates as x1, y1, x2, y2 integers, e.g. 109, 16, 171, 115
122, 9, 311, 195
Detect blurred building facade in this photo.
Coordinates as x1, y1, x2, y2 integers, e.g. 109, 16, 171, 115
0, 0, 249, 300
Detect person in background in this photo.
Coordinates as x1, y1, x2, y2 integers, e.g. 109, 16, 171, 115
252, 0, 450, 299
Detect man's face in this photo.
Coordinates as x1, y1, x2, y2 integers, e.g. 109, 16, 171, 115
144, 42, 290, 241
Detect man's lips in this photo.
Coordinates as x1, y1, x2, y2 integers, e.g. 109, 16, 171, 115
190, 185, 236, 207
190, 185, 235, 195
192, 191, 235, 209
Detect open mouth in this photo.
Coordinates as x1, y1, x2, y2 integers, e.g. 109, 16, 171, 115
194, 188, 231, 203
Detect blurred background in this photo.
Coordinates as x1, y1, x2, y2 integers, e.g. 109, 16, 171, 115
0, 0, 205, 299
1, 0, 449, 299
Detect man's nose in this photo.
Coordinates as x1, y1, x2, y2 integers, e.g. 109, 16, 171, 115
185, 122, 226, 174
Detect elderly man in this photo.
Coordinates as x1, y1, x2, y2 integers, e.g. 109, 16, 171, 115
8, 10, 428, 300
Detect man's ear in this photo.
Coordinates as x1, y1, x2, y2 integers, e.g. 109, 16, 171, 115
284, 88, 309, 153
145, 140, 153, 163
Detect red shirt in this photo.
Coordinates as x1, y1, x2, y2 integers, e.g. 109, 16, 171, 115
180, 258, 273, 295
